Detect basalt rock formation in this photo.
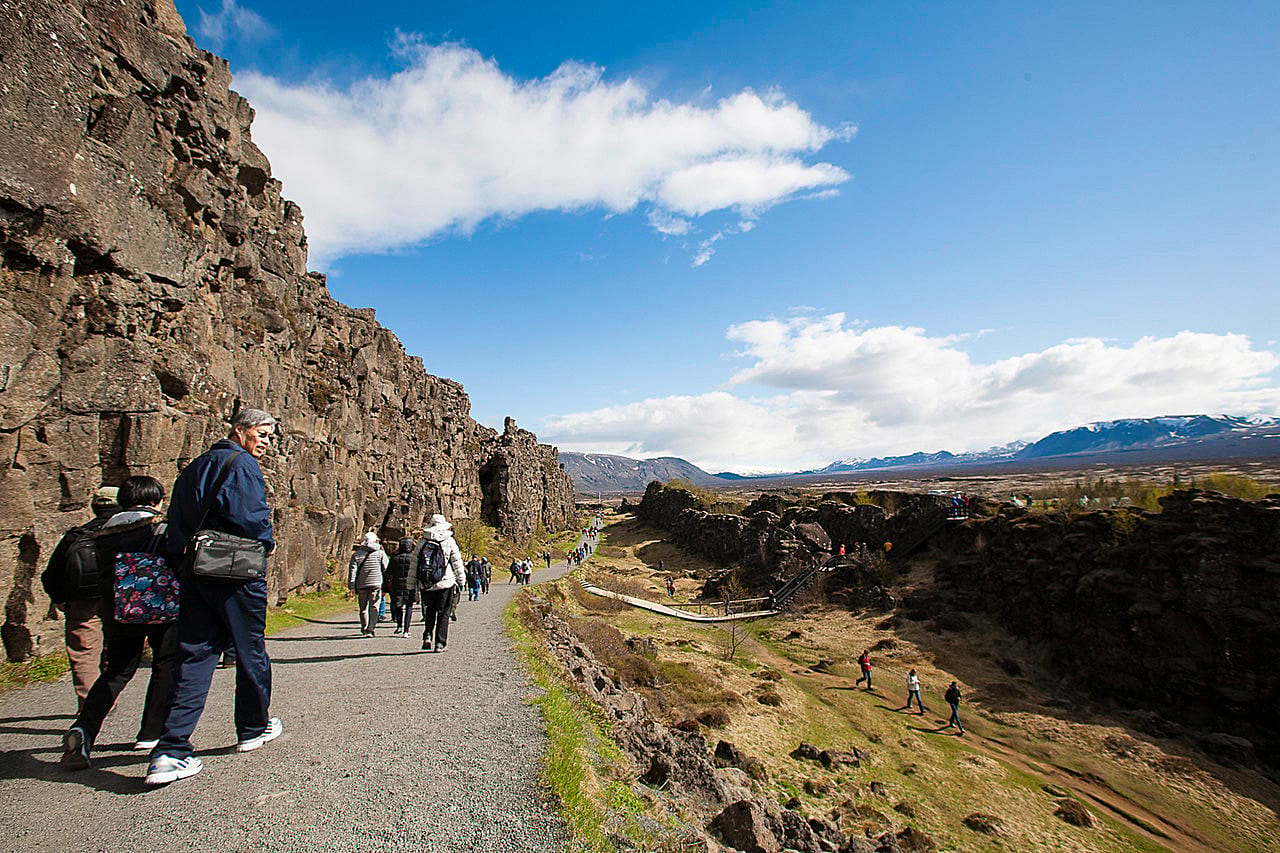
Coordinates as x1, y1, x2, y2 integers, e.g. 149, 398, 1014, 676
637, 482, 960, 591
933, 490, 1280, 768
0, 0, 574, 660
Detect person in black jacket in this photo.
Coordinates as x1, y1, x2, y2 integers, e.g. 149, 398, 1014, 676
61, 477, 177, 770
944, 681, 965, 734
145, 408, 280, 786
387, 537, 418, 637
41, 486, 118, 708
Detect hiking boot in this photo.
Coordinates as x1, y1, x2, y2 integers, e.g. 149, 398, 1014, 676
133, 738, 160, 751
145, 755, 203, 785
236, 717, 282, 753
60, 727, 90, 770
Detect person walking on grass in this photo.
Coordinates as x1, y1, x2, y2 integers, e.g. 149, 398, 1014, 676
418, 514, 466, 652
146, 408, 281, 786
855, 649, 873, 690
905, 668, 927, 714
61, 477, 177, 770
944, 681, 965, 734
387, 537, 417, 637
349, 532, 387, 637
666, 577, 675, 598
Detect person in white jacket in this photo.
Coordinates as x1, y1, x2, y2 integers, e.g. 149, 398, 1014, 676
417, 514, 466, 652
348, 532, 388, 637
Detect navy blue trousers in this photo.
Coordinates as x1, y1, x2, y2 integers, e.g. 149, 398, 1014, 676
152, 577, 271, 760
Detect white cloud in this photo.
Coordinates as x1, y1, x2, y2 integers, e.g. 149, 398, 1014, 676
234, 42, 852, 266
542, 316, 1280, 471
195, 0, 273, 47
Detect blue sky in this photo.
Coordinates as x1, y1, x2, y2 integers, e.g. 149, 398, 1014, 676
178, 0, 1280, 471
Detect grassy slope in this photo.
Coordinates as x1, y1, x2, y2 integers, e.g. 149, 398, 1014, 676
549, 511, 1280, 853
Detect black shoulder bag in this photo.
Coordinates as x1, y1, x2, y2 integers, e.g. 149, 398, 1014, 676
182, 450, 269, 581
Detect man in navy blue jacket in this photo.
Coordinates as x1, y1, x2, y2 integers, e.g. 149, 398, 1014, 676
146, 408, 281, 785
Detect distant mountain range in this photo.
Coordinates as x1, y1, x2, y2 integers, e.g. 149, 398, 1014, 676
558, 452, 729, 493
561, 415, 1280, 492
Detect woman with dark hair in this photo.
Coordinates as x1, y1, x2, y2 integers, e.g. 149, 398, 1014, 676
61, 476, 180, 770
386, 537, 418, 637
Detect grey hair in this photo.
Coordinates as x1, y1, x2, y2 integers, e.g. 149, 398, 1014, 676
229, 408, 277, 432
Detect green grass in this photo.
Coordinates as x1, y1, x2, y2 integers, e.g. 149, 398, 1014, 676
505, 592, 694, 853
0, 651, 71, 690
264, 584, 353, 635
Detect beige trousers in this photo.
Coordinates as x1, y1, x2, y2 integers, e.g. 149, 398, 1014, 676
62, 599, 104, 706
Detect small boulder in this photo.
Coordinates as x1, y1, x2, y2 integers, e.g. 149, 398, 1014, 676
962, 812, 1003, 834
1054, 799, 1093, 828
711, 800, 781, 853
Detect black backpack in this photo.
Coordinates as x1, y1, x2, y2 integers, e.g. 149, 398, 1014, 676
417, 540, 447, 586
41, 518, 110, 604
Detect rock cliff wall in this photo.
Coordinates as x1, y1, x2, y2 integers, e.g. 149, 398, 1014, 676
0, 0, 575, 660
934, 490, 1280, 767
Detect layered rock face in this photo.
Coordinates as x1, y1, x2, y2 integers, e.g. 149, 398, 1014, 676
935, 490, 1280, 766
637, 483, 953, 582
0, 0, 574, 660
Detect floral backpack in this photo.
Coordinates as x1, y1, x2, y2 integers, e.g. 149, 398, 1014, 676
110, 520, 180, 624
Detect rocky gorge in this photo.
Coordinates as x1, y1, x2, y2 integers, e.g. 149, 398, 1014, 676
0, 0, 575, 661
635, 480, 1280, 771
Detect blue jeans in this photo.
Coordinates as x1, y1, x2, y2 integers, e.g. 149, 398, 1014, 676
152, 577, 271, 760
948, 702, 964, 731
907, 689, 926, 712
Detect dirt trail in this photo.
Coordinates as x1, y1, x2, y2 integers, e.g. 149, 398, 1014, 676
0, 563, 571, 853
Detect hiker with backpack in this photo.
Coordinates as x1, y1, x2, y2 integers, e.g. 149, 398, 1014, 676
416, 514, 466, 652
480, 556, 492, 594
61, 476, 179, 770
387, 537, 418, 637
348, 532, 388, 637
41, 486, 119, 709
465, 555, 483, 601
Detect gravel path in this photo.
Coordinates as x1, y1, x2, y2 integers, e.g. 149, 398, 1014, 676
0, 563, 571, 853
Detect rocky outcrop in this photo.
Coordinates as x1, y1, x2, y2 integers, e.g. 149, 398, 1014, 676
637, 483, 952, 593
523, 593, 856, 853
934, 490, 1280, 767
0, 0, 574, 660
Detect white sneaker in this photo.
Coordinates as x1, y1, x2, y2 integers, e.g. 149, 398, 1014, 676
145, 755, 203, 785
133, 739, 159, 751
236, 717, 282, 752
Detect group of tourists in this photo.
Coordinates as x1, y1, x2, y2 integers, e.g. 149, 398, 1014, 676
346, 518, 486, 645
41, 405, 510, 789
44, 409, 281, 786
563, 517, 604, 568
508, 557, 535, 585
852, 648, 966, 735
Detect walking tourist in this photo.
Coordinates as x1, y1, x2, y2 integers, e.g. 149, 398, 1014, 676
349, 531, 387, 637
855, 649, 873, 690
145, 408, 281, 786
387, 537, 417, 637
418, 514, 466, 652
944, 681, 965, 734
61, 477, 177, 770
905, 668, 927, 714
41, 486, 119, 708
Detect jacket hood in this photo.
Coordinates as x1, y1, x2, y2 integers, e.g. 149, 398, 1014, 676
424, 523, 455, 542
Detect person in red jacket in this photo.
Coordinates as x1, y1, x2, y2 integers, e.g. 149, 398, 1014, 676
855, 649, 872, 690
